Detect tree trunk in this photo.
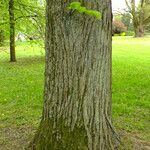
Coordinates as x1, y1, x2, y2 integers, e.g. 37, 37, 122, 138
0, 30, 4, 47
31, 0, 119, 149
134, 25, 145, 37
9, 0, 16, 62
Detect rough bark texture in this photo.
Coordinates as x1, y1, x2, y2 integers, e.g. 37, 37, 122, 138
9, 0, 16, 62
31, 0, 119, 149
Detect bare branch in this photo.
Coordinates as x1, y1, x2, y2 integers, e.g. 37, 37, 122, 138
14, 14, 37, 21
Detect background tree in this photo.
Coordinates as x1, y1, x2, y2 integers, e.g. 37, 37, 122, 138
125, 0, 150, 37
0, 0, 45, 62
31, 0, 120, 149
9, 0, 16, 62
121, 13, 133, 31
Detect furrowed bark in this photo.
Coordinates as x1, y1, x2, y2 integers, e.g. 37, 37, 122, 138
31, 0, 119, 149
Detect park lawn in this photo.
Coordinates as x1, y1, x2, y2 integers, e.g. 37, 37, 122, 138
0, 37, 150, 149
112, 37, 150, 148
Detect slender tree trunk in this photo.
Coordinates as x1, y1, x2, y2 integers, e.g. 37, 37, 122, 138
9, 0, 16, 62
31, 0, 119, 149
0, 30, 4, 47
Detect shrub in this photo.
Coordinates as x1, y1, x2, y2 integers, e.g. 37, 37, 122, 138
112, 20, 127, 35
120, 32, 126, 36
126, 31, 135, 36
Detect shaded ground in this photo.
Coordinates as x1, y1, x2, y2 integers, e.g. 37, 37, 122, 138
131, 136, 150, 150
0, 126, 36, 150
119, 131, 150, 150
0, 127, 150, 150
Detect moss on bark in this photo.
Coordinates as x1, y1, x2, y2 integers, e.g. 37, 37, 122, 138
30, 120, 88, 150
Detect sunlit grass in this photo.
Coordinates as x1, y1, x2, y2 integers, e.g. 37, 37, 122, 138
112, 37, 150, 141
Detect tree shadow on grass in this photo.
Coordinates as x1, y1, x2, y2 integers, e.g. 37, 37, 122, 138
17, 56, 45, 66
1, 55, 45, 67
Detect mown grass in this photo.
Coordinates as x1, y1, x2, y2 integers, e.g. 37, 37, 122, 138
0, 41, 44, 129
0, 37, 150, 148
112, 37, 150, 141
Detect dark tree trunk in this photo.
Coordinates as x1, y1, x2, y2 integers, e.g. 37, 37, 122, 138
9, 0, 16, 62
0, 30, 4, 47
31, 0, 119, 149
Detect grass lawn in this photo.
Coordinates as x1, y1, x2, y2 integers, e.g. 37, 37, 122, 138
0, 37, 150, 149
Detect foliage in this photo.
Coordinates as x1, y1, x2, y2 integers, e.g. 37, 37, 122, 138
14, 0, 45, 40
120, 32, 126, 36
0, 0, 45, 41
114, 32, 126, 36
112, 20, 127, 35
126, 31, 135, 36
68, 2, 101, 20
0, 0, 10, 40
121, 13, 133, 31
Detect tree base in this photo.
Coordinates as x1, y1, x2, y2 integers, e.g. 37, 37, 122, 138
29, 120, 88, 150
28, 119, 120, 150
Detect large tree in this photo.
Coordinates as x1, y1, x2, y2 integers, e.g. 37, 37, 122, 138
31, 0, 119, 149
125, 0, 150, 37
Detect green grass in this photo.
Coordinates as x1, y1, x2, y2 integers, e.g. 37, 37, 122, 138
112, 37, 150, 141
0, 37, 150, 147
0, 41, 44, 129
